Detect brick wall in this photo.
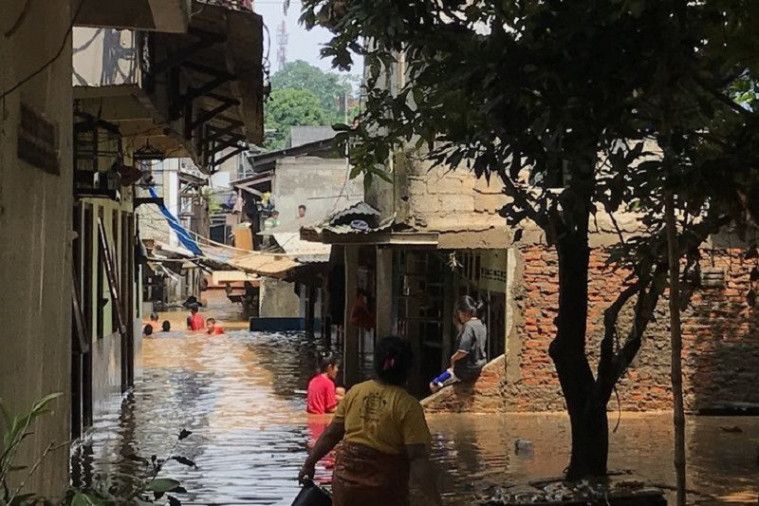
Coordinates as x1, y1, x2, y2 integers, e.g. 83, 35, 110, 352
424, 245, 759, 413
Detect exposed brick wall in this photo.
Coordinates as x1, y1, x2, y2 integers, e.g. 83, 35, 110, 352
424, 245, 759, 413
682, 249, 759, 411
422, 356, 508, 413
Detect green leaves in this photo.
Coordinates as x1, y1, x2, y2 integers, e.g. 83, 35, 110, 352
265, 60, 357, 149
146, 479, 181, 494
69, 492, 106, 506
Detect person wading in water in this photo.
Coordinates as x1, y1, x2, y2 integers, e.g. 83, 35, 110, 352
306, 356, 345, 414
298, 336, 442, 506
186, 303, 205, 331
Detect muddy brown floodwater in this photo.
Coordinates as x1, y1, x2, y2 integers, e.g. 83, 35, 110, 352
71, 329, 759, 505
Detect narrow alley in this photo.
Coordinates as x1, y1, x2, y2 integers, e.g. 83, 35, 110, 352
4, 1, 759, 504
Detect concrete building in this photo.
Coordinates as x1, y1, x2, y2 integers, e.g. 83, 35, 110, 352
230, 136, 363, 329
303, 57, 759, 413
0, 0, 264, 497
1, 0, 188, 496
302, 154, 513, 397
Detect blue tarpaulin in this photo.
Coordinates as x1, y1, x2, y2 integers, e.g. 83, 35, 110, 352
148, 187, 203, 256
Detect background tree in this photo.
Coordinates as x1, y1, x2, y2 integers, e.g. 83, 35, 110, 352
271, 59, 356, 118
265, 60, 359, 149
264, 88, 330, 150
303, 0, 759, 480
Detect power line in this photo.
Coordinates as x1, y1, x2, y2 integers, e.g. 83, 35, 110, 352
0, 0, 85, 102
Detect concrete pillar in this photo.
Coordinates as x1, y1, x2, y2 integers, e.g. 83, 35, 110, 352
441, 262, 455, 368
305, 283, 316, 338
375, 246, 393, 339
504, 247, 522, 384
343, 246, 360, 387
0, 0, 75, 495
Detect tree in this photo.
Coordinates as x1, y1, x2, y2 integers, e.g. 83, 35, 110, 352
264, 88, 330, 150
303, 0, 759, 480
271, 60, 356, 122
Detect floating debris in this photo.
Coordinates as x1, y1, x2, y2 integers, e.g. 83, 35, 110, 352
480, 478, 666, 505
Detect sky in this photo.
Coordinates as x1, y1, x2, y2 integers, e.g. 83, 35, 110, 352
254, 0, 363, 77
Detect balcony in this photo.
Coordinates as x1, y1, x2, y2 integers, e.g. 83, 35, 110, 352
72, 0, 265, 172
76, 0, 191, 33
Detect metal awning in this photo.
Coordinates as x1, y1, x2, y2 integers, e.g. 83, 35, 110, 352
231, 170, 273, 195
142, 1, 264, 171
211, 270, 259, 284
272, 232, 331, 262
228, 252, 301, 278
242, 136, 337, 173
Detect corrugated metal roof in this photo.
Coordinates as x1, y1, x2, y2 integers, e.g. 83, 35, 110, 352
272, 232, 331, 261
290, 126, 335, 147
322, 215, 394, 235
328, 201, 381, 225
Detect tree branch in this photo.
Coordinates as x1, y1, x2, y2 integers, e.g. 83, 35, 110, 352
592, 262, 667, 408
608, 266, 666, 394
693, 76, 752, 119
607, 211, 626, 245
498, 170, 546, 230
597, 281, 641, 380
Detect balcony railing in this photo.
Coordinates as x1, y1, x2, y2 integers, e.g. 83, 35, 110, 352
196, 0, 253, 11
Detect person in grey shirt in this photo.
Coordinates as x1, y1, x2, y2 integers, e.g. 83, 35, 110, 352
430, 295, 487, 392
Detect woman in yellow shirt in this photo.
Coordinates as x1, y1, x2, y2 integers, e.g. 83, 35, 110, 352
298, 336, 442, 506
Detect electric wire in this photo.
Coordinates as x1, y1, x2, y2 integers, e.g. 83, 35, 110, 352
0, 0, 86, 102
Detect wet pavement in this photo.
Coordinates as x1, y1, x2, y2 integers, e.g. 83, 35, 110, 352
72, 303, 759, 505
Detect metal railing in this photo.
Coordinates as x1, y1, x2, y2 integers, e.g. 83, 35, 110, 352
196, 0, 253, 11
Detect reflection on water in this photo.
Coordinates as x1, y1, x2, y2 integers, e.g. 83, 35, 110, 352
72, 330, 759, 505
428, 413, 759, 504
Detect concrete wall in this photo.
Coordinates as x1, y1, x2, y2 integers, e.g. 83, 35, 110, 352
0, 0, 74, 496
136, 158, 179, 246
272, 156, 363, 229
259, 277, 300, 318
367, 151, 508, 234
72, 27, 140, 86
403, 156, 507, 232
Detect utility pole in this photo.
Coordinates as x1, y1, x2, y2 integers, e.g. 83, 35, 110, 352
665, 189, 687, 506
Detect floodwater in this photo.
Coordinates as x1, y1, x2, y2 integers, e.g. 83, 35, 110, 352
72, 308, 759, 505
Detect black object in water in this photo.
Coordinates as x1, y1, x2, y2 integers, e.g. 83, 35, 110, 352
291, 480, 332, 506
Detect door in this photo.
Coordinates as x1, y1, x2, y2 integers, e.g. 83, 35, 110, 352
71, 203, 94, 439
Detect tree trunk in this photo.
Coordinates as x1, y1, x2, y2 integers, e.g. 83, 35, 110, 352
549, 227, 607, 479
665, 191, 687, 506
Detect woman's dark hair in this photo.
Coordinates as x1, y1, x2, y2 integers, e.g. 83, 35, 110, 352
150, 312, 159, 322
143, 324, 153, 336
455, 295, 484, 317
318, 355, 339, 373
161, 321, 171, 332
374, 336, 414, 386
